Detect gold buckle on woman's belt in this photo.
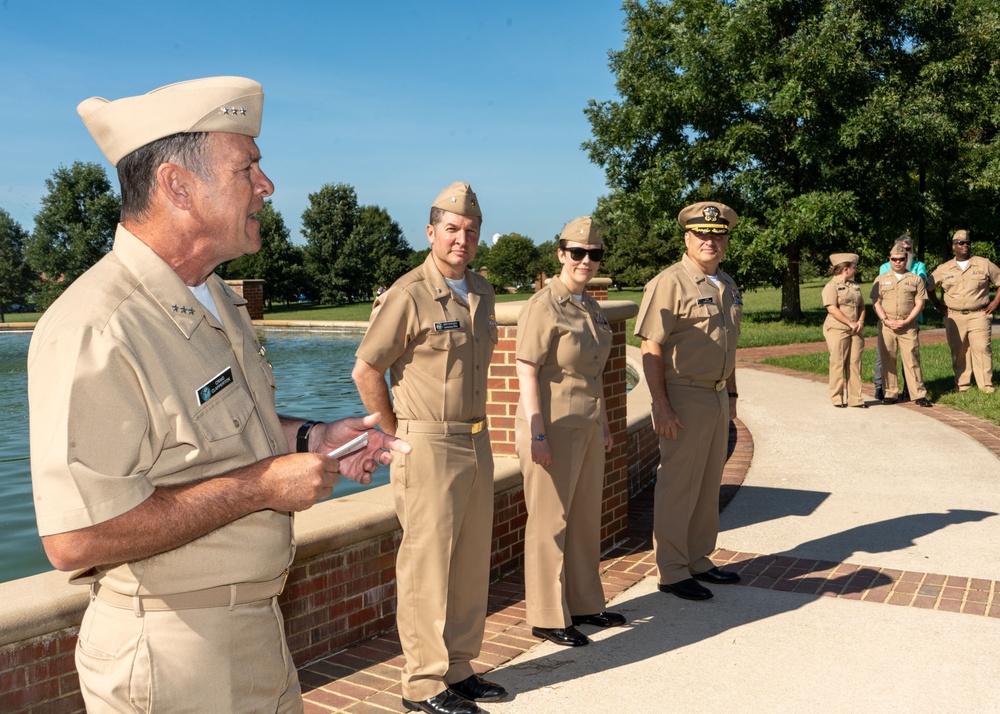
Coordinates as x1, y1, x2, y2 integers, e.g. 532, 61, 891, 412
470, 417, 485, 434
713, 381, 726, 392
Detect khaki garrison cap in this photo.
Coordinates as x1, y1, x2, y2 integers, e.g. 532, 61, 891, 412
890, 242, 909, 256
829, 253, 858, 266
560, 216, 603, 245
678, 201, 739, 234
77, 76, 264, 167
952, 230, 969, 242
431, 181, 482, 218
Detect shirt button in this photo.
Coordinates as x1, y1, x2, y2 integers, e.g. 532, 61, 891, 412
232, 419, 240, 428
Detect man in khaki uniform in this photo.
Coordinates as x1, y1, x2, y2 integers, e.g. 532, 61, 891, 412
352, 183, 504, 714
870, 241, 933, 407
635, 201, 743, 602
930, 230, 1000, 393
28, 77, 404, 713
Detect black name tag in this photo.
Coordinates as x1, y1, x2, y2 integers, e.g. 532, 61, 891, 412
434, 320, 461, 331
696, 297, 715, 305
197, 367, 234, 405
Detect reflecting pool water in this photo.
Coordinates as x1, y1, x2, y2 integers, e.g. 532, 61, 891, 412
0, 329, 380, 583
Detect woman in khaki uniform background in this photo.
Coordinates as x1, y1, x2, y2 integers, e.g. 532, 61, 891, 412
515, 216, 625, 649
822, 253, 867, 408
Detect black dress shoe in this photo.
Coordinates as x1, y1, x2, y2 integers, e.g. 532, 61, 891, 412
881, 397, 898, 404
852, 403, 868, 409
571, 611, 627, 628
914, 397, 933, 407
691, 567, 741, 585
834, 403, 847, 408
403, 690, 480, 714
531, 625, 589, 646
448, 674, 508, 702
658, 578, 713, 601
874, 386, 884, 401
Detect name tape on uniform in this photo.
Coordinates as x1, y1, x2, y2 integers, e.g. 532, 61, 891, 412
197, 366, 234, 405
434, 320, 462, 332
696, 297, 715, 305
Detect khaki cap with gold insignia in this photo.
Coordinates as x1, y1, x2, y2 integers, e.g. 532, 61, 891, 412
678, 201, 739, 234
952, 229, 969, 242
829, 253, 858, 266
431, 181, 482, 218
77, 76, 264, 167
559, 216, 602, 245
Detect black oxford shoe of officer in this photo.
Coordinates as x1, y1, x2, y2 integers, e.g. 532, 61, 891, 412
658, 578, 713, 601
531, 625, 590, 646
692, 567, 741, 585
881, 397, 898, 405
571, 611, 627, 628
403, 690, 481, 714
449, 674, 508, 702
914, 397, 933, 408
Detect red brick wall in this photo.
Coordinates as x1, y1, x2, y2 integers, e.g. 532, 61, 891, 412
225, 279, 265, 320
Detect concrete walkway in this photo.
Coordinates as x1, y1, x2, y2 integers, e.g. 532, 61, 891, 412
301, 339, 1000, 713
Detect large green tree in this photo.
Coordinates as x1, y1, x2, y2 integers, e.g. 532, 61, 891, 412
333, 205, 411, 302
585, 0, 1000, 316
0, 208, 34, 322
301, 183, 359, 303
25, 162, 120, 309
486, 233, 539, 292
218, 200, 306, 307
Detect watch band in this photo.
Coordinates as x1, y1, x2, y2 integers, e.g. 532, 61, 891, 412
296, 420, 319, 453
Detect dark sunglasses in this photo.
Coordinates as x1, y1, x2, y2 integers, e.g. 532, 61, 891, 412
889, 256, 907, 261
953, 240, 971, 247
563, 247, 604, 262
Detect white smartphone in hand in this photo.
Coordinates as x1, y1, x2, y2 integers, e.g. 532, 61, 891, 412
327, 432, 369, 459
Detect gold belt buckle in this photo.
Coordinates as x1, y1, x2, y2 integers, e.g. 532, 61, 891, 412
470, 419, 484, 435
278, 568, 290, 595
714, 381, 726, 392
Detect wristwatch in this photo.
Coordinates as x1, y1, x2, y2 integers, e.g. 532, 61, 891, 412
297, 420, 319, 453
532, 434, 546, 442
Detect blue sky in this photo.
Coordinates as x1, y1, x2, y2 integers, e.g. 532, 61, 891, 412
0, 1, 626, 249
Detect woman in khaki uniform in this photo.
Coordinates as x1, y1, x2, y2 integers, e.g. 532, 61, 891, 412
822, 253, 867, 408
515, 217, 625, 648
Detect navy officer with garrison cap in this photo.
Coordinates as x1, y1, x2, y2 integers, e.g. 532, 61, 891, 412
635, 201, 744, 602
28, 76, 408, 713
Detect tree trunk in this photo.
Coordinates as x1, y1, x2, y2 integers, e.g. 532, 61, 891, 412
780, 251, 802, 320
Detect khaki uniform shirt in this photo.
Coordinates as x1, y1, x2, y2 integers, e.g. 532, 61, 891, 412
870, 271, 928, 320
515, 278, 613, 429
356, 253, 497, 421
29, 226, 291, 595
634, 254, 743, 383
822, 277, 864, 332
930, 257, 1000, 311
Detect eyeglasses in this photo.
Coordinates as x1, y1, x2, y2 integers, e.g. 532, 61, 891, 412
563, 247, 604, 262
953, 240, 971, 247
889, 256, 907, 262
903, 247, 912, 252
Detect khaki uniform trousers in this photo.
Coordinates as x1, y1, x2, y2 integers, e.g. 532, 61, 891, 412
391, 424, 494, 702
877, 322, 927, 400
824, 324, 864, 406
943, 310, 994, 390
75, 594, 301, 714
653, 384, 729, 585
518, 420, 607, 628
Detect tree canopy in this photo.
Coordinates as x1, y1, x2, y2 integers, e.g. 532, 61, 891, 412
486, 233, 539, 292
585, 0, 1000, 316
301, 183, 411, 303
25, 162, 120, 309
0, 208, 34, 322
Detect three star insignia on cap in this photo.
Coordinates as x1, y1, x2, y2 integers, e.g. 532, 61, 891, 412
220, 106, 248, 116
